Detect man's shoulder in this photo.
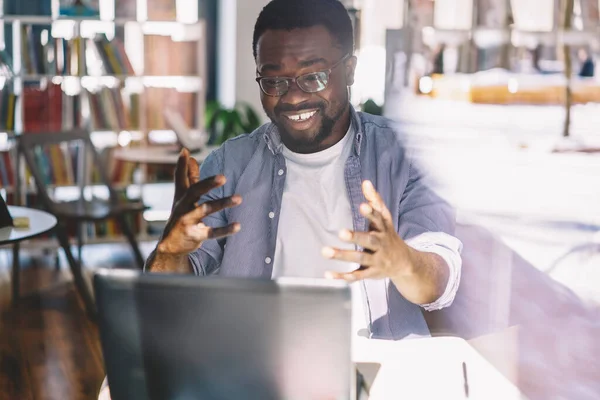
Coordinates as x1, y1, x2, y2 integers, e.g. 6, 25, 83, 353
357, 111, 407, 152
208, 123, 271, 161
358, 111, 397, 131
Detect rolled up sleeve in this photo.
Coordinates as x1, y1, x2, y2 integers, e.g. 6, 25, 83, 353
405, 232, 463, 311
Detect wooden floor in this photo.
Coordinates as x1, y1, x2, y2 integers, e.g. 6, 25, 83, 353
0, 243, 152, 400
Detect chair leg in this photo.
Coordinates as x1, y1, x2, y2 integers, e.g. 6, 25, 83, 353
11, 243, 20, 306
76, 222, 84, 263
55, 250, 61, 271
116, 214, 145, 269
54, 224, 96, 318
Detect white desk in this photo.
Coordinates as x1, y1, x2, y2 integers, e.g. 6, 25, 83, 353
0, 206, 57, 304
113, 145, 217, 165
353, 336, 524, 400
0, 206, 57, 245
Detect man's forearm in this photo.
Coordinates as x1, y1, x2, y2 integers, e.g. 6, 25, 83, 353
390, 249, 449, 305
144, 248, 194, 274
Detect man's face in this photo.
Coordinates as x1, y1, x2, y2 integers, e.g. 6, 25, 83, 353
256, 26, 357, 153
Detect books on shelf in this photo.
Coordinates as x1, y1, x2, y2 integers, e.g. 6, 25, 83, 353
88, 35, 135, 76
87, 87, 130, 131
19, 27, 136, 77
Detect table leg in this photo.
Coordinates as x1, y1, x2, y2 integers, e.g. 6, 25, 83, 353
11, 242, 20, 305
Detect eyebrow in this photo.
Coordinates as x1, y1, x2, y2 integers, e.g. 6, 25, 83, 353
259, 57, 329, 74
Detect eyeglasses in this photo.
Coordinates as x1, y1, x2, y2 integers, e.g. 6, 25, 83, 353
256, 54, 350, 97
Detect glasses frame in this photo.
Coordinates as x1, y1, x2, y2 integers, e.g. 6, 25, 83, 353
255, 54, 350, 97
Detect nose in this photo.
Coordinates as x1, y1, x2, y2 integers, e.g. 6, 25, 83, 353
280, 79, 311, 106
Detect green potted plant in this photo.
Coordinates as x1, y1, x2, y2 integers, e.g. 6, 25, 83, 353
205, 101, 262, 145
361, 99, 383, 116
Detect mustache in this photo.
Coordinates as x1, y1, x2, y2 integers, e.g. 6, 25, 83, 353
275, 102, 324, 115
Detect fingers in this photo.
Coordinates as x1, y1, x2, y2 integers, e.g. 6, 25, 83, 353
321, 247, 374, 266
187, 223, 241, 241
362, 180, 392, 221
183, 195, 243, 224
206, 223, 241, 240
359, 203, 387, 232
338, 229, 380, 251
174, 148, 190, 201
325, 267, 378, 282
187, 156, 200, 185
181, 175, 227, 207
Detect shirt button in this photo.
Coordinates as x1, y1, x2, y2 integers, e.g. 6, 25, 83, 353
278, 169, 284, 176
268, 212, 275, 219
265, 257, 272, 264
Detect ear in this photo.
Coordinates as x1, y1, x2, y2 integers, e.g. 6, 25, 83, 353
345, 55, 358, 86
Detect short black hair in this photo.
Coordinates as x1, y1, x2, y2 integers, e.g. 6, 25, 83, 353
253, 0, 354, 60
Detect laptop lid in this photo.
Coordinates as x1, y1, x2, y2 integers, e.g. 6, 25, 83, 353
94, 269, 352, 400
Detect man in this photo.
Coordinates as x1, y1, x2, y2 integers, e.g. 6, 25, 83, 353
99, 0, 461, 397
578, 48, 595, 78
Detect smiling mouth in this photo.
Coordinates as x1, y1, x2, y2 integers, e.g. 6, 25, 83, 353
283, 110, 319, 123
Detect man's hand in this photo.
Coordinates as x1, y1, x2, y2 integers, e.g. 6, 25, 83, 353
156, 149, 242, 258
322, 180, 449, 305
321, 180, 413, 282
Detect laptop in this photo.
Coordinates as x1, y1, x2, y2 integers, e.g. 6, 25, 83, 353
94, 269, 354, 400
163, 109, 206, 153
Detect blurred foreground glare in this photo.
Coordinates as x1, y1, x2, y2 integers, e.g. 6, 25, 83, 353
386, 93, 600, 399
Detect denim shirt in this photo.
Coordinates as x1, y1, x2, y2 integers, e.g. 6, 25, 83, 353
189, 107, 457, 340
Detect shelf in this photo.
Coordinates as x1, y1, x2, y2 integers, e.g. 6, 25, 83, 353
20, 74, 202, 80
421, 26, 600, 48
15, 75, 203, 91
0, 15, 201, 26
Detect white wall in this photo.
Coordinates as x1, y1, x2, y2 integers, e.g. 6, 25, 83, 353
235, 0, 270, 122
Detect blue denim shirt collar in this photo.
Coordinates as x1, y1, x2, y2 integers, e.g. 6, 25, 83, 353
263, 105, 364, 157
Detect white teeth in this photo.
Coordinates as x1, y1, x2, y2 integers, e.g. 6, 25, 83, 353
287, 111, 316, 122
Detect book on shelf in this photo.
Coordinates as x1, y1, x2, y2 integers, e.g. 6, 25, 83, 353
0, 89, 18, 131
0, 151, 16, 188
23, 82, 64, 132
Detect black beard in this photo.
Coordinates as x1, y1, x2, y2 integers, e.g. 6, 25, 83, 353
271, 102, 345, 154
277, 114, 335, 153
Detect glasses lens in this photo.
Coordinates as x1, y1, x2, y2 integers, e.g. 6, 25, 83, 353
260, 78, 289, 96
298, 72, 328, 93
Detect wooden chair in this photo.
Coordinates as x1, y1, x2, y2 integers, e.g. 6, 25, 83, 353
17, 129, 147, 316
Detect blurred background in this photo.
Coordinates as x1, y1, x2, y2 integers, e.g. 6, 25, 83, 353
0, 0, 599, 399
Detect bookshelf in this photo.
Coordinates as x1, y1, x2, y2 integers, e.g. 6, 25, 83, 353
0, 0, 206, 246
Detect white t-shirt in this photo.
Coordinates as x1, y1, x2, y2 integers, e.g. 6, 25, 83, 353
272, 126, 370, 337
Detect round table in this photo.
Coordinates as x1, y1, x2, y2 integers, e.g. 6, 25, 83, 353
0, 206, 57, 304
0, 206, 57, 245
